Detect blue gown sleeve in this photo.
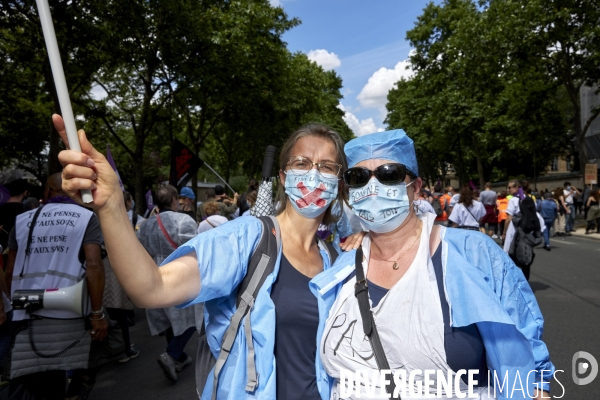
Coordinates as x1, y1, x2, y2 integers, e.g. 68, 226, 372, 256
487, 240, 555, 392
163, 216, 263, 307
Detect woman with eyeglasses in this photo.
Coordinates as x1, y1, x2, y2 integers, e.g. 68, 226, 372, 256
316, 130, 554, 399
54, 115, 365, 400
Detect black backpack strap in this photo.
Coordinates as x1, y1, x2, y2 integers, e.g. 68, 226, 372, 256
211, 216, 280, 399
354, 246, 399, 399
316, 237, 339, 265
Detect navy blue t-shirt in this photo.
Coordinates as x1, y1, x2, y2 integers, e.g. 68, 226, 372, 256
366, 246, 488, 385
270, 254, 320, 399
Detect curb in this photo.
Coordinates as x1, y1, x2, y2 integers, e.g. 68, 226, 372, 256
569, 231, 600, 241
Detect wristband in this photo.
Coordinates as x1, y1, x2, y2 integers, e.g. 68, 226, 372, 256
90, 313, 105, 321
91, 307, 104, 316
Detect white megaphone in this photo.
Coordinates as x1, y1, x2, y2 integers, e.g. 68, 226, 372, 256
12, 279, 89, 317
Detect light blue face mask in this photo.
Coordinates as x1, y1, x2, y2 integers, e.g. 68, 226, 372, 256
349, 177, 413, 233
284, 169, 338, 219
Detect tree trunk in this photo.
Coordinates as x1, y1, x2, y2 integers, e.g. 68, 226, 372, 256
472, 135, 485, 189
456, 136, 464, 187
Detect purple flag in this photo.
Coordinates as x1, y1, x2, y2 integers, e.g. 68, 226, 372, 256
145, 189, 154, 211
0, 183, 10, 206
106, 144, 125, 192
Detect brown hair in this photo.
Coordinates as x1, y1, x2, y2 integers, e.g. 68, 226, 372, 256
553, 187, 564, 201
458, 186, 475, 208
246, 190, 258, 207
204, 202, 220, 217
522, 180, 531, 195
275, 123, 348, 225
591, 189, 600, 202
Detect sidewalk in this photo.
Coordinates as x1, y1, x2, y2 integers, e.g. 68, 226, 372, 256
568, 216, 600, 241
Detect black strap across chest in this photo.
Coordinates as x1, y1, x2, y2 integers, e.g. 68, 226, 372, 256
354, 246, 399, 400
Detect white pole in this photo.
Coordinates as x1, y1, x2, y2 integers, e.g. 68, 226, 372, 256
203, 162, 236, 194
36, 0, 93, 203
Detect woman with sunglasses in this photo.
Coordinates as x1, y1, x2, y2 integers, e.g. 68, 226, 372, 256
54, 115, 364, 400
315, 130, 554, 399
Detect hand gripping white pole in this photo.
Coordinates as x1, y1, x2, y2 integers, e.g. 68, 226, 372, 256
36, 0, 93, 203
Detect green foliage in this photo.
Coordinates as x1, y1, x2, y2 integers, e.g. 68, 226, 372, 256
386, 0, 572, 187
0, 0, 350, 211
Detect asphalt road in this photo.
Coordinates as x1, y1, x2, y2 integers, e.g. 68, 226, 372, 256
88, 310, 199, 400
528, 233, 600, 398
89, 233, 600, 399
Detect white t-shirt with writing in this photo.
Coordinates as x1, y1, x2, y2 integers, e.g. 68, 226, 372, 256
11, 203, 93, 321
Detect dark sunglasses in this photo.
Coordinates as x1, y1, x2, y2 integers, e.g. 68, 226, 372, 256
343, 163, 412, 188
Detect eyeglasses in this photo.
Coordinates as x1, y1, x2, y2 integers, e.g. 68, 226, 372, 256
286, 156, 342, 178
343, 163, 412, 188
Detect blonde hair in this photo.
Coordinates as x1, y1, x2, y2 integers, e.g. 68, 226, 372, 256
275, 123, 348, 226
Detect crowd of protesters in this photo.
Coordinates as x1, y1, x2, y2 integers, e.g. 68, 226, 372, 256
423, 179, 599, 280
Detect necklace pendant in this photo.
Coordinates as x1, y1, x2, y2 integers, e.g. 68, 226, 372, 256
392, 262, 399, 270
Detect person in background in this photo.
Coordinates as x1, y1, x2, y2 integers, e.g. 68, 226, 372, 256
448, 186, 485, 230
241, 190, 258, 217
214, 185, 239, 219
479, 182, 498, 238
196, 188, 216, 221
448, 185, 461, 211
539, 192, 558, 251
137, 185, 200, 382
501, 179, 521, 241
124, 191, 145, 232
238, 178, 258, 216
179, 187, 197, 222
553, 187, 568, 237
103, 248, 140, 363
197, 202, 229, 233
502, 180, 546, 280
429, 183, 450, 226
197, 186, 238, 220
563, 181, 580, 233
23, 197, 40, 211
582, 185, 591, 220
585, 188, 600, 234
0, 259, 11, 377
574, 187, 583, 216
4, 173, 108, 399
0, 179, 28, 266
496, 191, 509, 238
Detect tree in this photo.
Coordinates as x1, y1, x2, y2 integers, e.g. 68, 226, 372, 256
0, 0, 113, 179
484, 0, 600, 174
386, 0, 569, 187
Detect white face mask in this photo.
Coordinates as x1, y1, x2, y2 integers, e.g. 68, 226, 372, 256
349, 178, 413, 233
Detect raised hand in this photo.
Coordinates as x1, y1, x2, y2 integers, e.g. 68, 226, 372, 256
54, 114, 123, 212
